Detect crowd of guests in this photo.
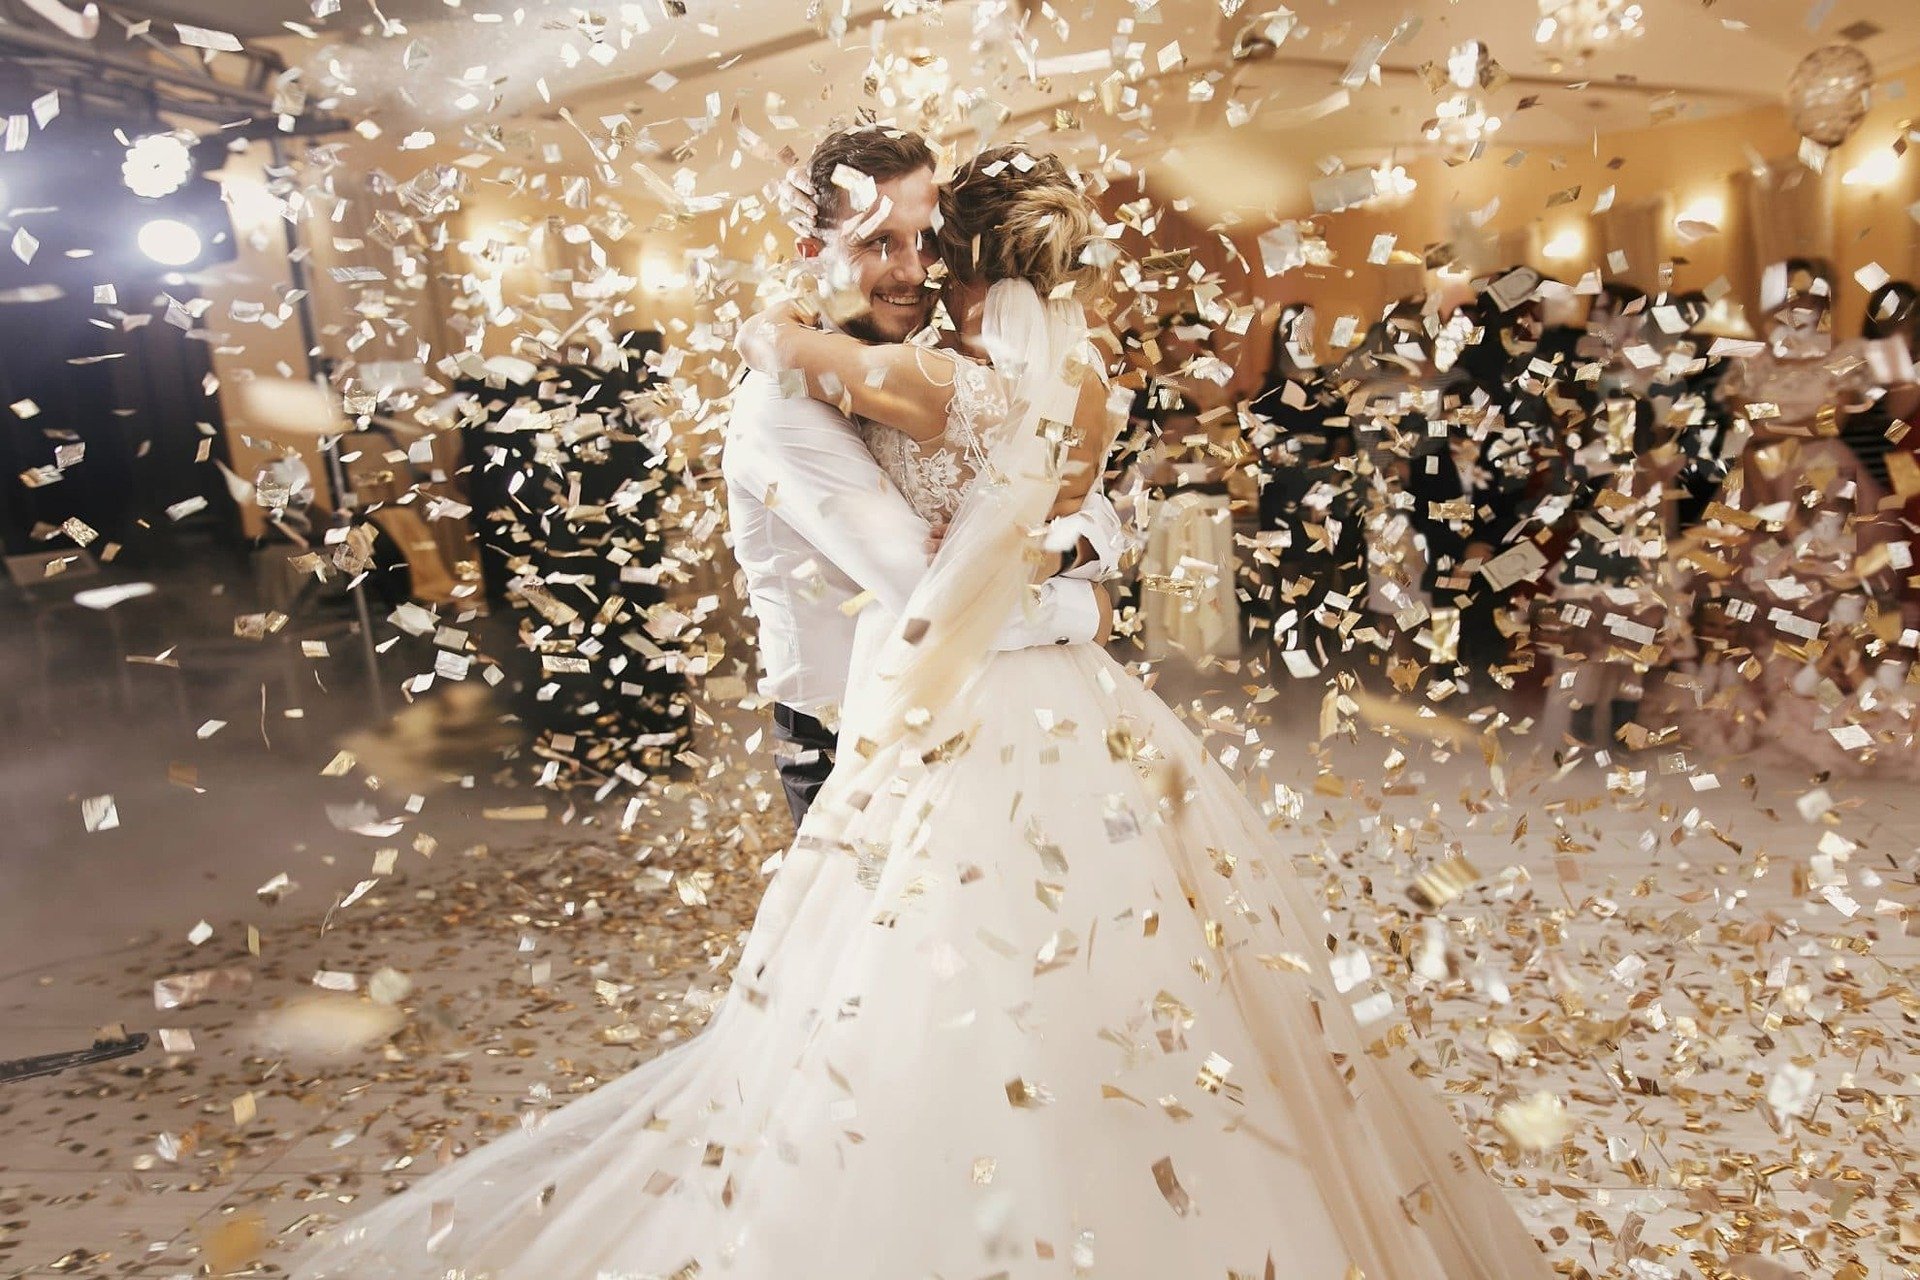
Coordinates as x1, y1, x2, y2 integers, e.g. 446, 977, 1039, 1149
1113, 260, 1920, 774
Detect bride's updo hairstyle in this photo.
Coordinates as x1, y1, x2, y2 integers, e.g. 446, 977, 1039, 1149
936, 145, 1099, 299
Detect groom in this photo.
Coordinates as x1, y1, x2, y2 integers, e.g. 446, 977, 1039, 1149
724, 125, 1121, 824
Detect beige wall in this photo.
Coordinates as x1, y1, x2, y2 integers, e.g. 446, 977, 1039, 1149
1197, 62, 1919, 355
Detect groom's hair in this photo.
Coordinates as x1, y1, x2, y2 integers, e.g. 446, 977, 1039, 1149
807, 126, 936, 231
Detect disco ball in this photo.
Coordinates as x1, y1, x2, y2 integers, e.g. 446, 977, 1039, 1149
1786, 44, 1874, 147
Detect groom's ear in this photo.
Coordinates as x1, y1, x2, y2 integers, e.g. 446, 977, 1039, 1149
797, 237, 824, 259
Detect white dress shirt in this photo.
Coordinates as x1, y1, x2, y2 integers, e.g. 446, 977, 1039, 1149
724, 370, 1122, 720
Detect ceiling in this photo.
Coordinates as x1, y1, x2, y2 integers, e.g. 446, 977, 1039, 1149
87, 0, 470, 38
62, 0, 1920, 216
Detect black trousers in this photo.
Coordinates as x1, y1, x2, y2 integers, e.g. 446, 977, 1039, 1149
771, 702, 836, 826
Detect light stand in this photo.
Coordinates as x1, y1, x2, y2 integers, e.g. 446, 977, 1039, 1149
270, 136, 385, 717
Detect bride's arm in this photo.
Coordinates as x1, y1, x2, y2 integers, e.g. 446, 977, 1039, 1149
737, 301, 960, 444
739, 298, 1121, 520
1051, 373, 1123, 517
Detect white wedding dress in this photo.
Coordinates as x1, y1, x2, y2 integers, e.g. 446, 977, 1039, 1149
290, 284, 1551, 1280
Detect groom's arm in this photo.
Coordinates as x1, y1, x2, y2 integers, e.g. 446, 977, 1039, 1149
732, 377, 1104, 645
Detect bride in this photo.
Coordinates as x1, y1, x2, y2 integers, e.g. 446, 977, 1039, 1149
289, 147, 1551, 1279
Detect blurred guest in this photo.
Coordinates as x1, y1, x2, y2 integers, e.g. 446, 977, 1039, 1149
1246, 304, 1359, 673
1843, 280, 1920, 495
1333, 301, 1479, 678
1674, 261, 1920, 776
1537, 284, 1695, 748
1665, 290, 1738, 531
1130, 312, 1244, 661
1450, 270, 1577, 675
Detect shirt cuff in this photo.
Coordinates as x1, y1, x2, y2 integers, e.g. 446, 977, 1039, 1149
1045, 489, 1126, 580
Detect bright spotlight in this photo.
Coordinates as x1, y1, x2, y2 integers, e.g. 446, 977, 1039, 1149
122, 133, 194, 199
137, 218, 203, 267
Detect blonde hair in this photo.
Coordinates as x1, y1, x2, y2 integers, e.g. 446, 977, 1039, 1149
937, 146, 1098, 298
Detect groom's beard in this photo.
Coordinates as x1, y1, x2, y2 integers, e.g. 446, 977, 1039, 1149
837, 311, 891, 345
838, 304, 930, 346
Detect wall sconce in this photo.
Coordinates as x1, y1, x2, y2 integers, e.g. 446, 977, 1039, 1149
639, 249, 687, 292
1841, 149, 1902, 188
1542, 226, 1586, 260
1673, 194, 1723, 244
1675, 195, 1723, 228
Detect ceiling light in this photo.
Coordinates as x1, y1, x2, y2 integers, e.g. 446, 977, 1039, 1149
892, 48, 950, 107
1422, 42, 1502, 160
1534, 0, 1646, 62
1422, 93, 1502, 159
1368, 163, 1418, 208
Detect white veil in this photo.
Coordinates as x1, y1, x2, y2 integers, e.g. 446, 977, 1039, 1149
803, 278, 1089, 843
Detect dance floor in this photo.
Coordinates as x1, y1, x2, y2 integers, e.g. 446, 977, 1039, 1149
2, 665, 1915, 1279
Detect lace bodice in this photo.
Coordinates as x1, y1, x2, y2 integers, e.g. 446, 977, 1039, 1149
860, 360, 1010, 524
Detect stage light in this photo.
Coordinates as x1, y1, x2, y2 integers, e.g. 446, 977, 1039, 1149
137, 218, 203, 267
122, 133, 195, 200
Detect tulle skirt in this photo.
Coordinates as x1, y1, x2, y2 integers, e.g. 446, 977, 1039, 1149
289, 643, 1551, 1280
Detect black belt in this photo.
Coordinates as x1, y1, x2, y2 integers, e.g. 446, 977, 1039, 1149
772, 702, 834, 747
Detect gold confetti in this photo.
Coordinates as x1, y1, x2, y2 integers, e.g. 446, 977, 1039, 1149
1150, 1156, 1193, 1216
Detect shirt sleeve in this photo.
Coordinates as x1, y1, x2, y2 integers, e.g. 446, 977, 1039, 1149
732, 377, 1105, 649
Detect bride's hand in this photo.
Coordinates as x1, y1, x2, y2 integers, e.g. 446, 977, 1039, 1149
1093, 586, 1114, 645
736, 298, 820, 373
771, 164, 821, 249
